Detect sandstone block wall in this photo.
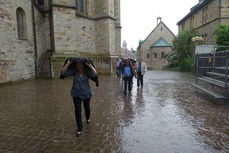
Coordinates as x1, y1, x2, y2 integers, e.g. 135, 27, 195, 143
50, 0, 121, 76
34, 7, 51, 64
221, 0, 229, 18
52, 0, 75, 7
53, 7, 96, 55
0, 0, 36, 82
149, 47, 171, 70
197, 19, 219, 45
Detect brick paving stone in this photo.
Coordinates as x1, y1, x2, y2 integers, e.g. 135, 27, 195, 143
0, 71, 229, 153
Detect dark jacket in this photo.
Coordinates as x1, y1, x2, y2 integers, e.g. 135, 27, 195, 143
60, 57, 99, 87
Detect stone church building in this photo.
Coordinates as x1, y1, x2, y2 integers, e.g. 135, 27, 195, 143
0, 0, 121, 83
137, 18, 175, 70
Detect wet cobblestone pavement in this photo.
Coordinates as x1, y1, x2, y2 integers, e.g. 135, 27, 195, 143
0, 71, 229, 153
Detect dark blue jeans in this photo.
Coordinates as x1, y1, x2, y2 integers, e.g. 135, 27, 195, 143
73, 97, 91, 132
124, 76, 132, 94
137, 72, 143, 87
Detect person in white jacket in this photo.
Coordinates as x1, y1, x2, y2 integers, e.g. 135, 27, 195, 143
136, 59, 147, 88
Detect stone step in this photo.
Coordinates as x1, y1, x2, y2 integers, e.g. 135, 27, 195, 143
198, 76, 228, 88
192, 83, 225, 99
207, 72, 229, 78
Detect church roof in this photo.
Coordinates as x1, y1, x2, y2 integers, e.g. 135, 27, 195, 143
150, 38, 172, 48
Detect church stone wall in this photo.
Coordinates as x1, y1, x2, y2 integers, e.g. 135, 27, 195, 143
0, 0, 36, 82
149, 47, 172, 70
34, 7, 51, 63
50, 0, 121, 76
52, 0, 75, 6
52, 7, 96, 55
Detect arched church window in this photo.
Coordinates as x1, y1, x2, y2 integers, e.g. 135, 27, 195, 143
16, 7, 27, 39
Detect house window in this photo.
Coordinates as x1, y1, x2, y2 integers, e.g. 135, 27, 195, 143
190, 17, 192, 29
161, 27, 163, 31
161, 52, 165, 58
202, 9, 205, 24
154, 53, 157, 58
182, 23, 185, 31
202, 6, 208, 24
205, 7, 208, 23
76, 0, 85, 14
38, 0, 44, 6
204, 34, 208, 45
16, 7, 27, 39
193, 16, 194, 28
147, 53, 150, 58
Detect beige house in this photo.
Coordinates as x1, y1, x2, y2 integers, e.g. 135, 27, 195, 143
177, 0, 229, 45
137, 19, 175, 70
0, 0, 121, 83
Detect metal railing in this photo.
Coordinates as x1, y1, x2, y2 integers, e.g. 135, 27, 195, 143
194, 46, 229, 99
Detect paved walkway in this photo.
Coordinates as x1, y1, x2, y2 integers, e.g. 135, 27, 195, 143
0, 71, 228, 153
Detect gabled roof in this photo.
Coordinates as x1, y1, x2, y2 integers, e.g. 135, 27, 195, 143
150, 38, 172, 48
177, 0, 211, 25
137, 21, 175, 48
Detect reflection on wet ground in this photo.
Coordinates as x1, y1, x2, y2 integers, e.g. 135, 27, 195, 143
0, 71, 228, 153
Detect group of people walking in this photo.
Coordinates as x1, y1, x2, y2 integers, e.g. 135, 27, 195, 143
61, 57, 147, 137
115, 58, 147, 95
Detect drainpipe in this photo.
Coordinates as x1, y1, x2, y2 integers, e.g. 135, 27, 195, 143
31, 0, 39, 78
49, 0, 55, 78
49, 0, 55, 52
219, 0, 221, 24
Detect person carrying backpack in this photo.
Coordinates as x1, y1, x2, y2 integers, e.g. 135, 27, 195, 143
121, 59, 136, 96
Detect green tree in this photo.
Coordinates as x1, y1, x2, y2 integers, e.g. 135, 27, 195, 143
215, 24, 229, 50
172, 30, 200, 63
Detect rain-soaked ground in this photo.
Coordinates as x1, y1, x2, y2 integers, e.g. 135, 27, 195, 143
0, 71, 228, 153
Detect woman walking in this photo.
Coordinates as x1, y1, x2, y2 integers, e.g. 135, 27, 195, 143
61, 59, 98, 137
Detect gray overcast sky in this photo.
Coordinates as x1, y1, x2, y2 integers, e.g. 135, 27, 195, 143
121, 0, 199, 50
